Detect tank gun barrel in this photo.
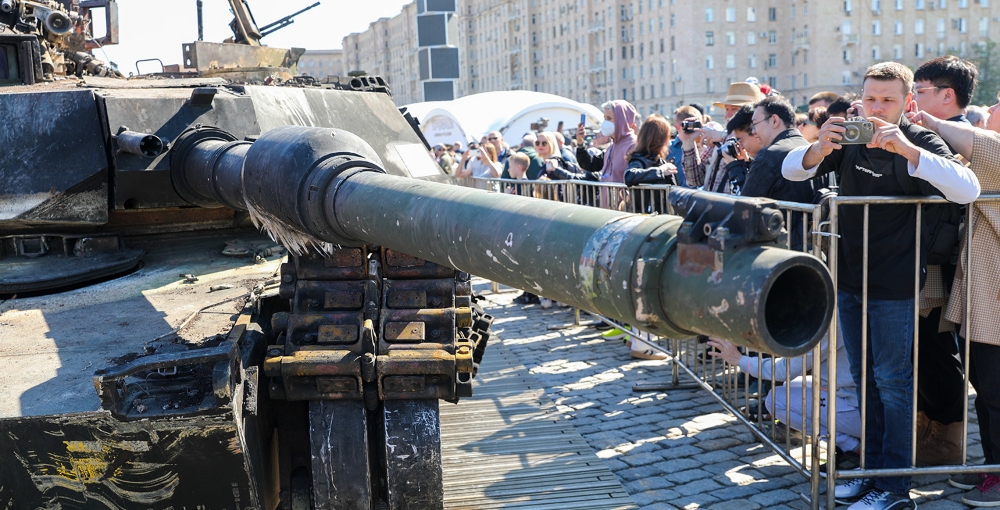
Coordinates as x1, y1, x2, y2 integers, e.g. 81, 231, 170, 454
171, 125, 834, 356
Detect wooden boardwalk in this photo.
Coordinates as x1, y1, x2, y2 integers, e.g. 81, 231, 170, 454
440, 341, 636, 510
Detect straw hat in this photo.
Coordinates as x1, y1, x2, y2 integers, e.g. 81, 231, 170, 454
712, 82, 765, 108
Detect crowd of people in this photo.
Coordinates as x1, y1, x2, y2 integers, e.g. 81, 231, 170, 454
434, 56, 1000, 510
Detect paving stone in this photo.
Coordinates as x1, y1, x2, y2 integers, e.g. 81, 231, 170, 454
666, 493, 721, 508
639, 503, 680, 510
625, 477, 676, 493
652, 457, 703, 475
749, 488, 800, 506
712, 483, 764, 500
617, 465, 667, 482
657, 444, 703, 460
706, 499, 762, 510
673, 478, 726, 496
621, 452, 668, 468
663, 468, 714, 485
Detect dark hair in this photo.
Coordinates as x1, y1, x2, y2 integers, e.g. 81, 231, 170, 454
809, 106, 829, 128
827, 96, 855, 118
726, 104, 755, 133
630, 114, 672, 160
808, 91, 840, 106
688, 103, 705, 115
913, 56, 979, 108
753, 96, 796, 127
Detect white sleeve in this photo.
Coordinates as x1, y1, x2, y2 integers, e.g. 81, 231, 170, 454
781, 144, 820, 181
908, 151, 982, 205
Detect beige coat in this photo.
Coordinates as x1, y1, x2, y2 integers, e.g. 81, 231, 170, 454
944, 130, 1000, 345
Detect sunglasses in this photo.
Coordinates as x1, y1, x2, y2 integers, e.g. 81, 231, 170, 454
488, 137, 499, 141
534, 140, 549, 146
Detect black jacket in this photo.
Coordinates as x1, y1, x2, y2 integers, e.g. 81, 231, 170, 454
741, 128, 814, 203
623, 152, 678, 186
812, 118, 957, 300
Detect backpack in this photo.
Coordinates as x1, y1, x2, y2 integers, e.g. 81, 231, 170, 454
893, 155, 963, 266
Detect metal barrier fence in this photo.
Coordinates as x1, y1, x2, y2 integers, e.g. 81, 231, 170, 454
450, 175, 1000, 508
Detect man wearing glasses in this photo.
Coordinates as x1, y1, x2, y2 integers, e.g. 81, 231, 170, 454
908, 55, 979, 469
736, 96, 816, 250
486, 131, 511, 165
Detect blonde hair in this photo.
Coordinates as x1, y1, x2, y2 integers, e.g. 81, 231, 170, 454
509, 152, 530, 171
536, 131, 559, 156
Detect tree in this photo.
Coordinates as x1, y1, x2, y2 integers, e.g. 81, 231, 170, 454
971, 39, 1000, 106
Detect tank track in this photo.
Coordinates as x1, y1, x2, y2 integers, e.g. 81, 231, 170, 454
265, 246, 493, 509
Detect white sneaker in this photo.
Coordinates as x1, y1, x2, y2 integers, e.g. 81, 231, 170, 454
539, 298, 553, 309
629, 336, 666, 360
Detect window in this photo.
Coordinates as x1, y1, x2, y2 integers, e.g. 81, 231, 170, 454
959, 0, 968, 6
804, 73, 808, 87
768, 30, 778, 43
915, 19, 924, 34
916, 43, 925, 58
873, 45, 881, 59
749, 54, 758, 68
726, 7, 736, 21
706, 31, 715, 45
706, 55, 715, 69
937, 18, 946, 37
872, 0, 881, 11
982, 0, 989, 6
916, 0, 925, 8
768, 7, 777, 20
895, 20, 903, 34
895, 0, 903, 8
938, 0, 946, 7
726, 31, 736, 45
747, 31, 757, 45
747, 7, 757, 22
893, 44, 903, 59
767, 53, 777, 67
873, 20, 882, 34
726, 54, 736, 68
705, 8, 714, 22
769, 76, 777, 89
981, 17, 989, 37
958, 17, 967, 33
670, 13, 675, 26
845, 0, 853, 11
843, 71, 852, 85
707, 77, 714, 93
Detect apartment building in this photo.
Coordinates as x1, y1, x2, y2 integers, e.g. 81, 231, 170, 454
299, 49, 345, 79
344, 0, 999, 113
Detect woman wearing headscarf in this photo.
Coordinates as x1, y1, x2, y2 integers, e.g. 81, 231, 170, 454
573, 100, 639, 183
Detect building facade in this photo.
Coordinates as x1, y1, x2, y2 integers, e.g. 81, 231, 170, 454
298, 49, 345, 79
343, 0, 1000, 114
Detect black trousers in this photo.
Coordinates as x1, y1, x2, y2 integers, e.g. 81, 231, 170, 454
917, 307, 965, 424
970, 342, 1000, 465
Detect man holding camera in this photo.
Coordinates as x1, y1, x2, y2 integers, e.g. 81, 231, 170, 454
782, 62, 980, 510
680, 82, 765, 193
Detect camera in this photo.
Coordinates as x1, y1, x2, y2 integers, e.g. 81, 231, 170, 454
681, 119, 703, 133
835, 117, 875, 145
722, 138, 742, 158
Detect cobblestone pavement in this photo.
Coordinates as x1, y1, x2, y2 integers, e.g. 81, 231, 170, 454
474, 280, 986, 510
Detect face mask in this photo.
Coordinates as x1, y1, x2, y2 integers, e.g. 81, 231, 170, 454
600, 120, 616, 137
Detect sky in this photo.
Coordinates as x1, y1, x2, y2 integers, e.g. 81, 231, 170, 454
100, 0, 411, 76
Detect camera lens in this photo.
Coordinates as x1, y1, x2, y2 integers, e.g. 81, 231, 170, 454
843, 125, 860, 142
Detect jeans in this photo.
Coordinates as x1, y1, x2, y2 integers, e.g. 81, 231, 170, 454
838, 291, 914, 495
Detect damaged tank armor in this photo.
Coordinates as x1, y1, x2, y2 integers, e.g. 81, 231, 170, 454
0, 1, 835, 508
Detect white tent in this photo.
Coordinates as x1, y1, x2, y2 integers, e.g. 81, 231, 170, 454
404, 91, 604, 148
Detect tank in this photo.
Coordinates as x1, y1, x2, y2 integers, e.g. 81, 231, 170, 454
0, 2, 836, 508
